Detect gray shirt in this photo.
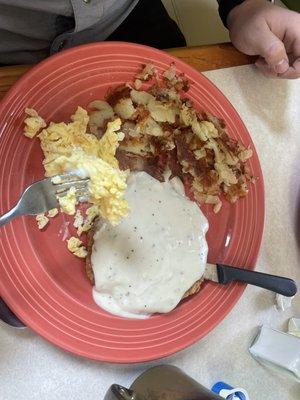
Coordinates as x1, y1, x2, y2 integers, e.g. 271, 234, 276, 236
0, 0, 139, 65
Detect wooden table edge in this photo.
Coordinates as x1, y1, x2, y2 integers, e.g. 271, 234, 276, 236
0, 43, 254, 100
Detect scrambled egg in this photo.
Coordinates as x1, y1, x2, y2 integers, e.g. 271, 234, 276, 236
74, 205, 99, 236
36, 213, 49, 230
49, 147, 128, 225
73, 209, 84, 230
24, 107, 129, 226
23, 106, 130, 258
24, 108, 46, 138
98, 119, 125, 168
67, 237, 87, 258
58, 187, 77, 215
36, 209, 58, 230
48, 208, 59, 218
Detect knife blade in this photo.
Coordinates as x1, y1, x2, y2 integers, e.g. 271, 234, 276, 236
204, 263, 297, 297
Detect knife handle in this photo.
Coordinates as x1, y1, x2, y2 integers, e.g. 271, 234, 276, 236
216, 264, 297, 297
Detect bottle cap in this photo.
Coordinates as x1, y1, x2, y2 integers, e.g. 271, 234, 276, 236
211, 381, 249, 400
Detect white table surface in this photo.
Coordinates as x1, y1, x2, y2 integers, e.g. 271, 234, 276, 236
1, 65, 300, 400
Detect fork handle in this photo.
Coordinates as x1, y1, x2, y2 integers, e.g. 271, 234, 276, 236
0, 205, 21, 227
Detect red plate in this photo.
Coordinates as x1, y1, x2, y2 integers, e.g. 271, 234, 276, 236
0, 42, 264, 362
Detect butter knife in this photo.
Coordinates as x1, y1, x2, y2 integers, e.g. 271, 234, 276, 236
204, 263, 297, 297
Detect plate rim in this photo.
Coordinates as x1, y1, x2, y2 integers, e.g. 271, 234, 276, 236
0, 41, 265, 363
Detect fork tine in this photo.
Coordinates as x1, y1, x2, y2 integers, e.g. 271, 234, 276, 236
74, 187, 90, 197
52, 172, 88, 183
56, 185, 90, 199
54, 179, 89, 193
78, 195, 90, 203
2, 174, 92, 221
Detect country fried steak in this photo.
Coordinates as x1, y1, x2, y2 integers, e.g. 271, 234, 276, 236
84, 62, 254, 299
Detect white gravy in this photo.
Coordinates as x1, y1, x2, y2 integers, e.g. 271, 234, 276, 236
92, 171, 208, 319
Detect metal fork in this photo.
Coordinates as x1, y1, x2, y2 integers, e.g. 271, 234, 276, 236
0, 173, 90, 227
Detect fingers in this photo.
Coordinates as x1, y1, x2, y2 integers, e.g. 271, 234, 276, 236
255, 56, 300, 79
281, 39, 300, 79
226, 0, 300, 79
257, 31, 289, 73
255, 57, 278, 78
253, 16, 300, 78
280, 58, 300, 79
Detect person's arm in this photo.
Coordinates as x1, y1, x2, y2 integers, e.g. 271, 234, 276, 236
217, 0, 300, 78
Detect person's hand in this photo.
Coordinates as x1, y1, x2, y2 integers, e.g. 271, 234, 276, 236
227, 0, 300, 78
